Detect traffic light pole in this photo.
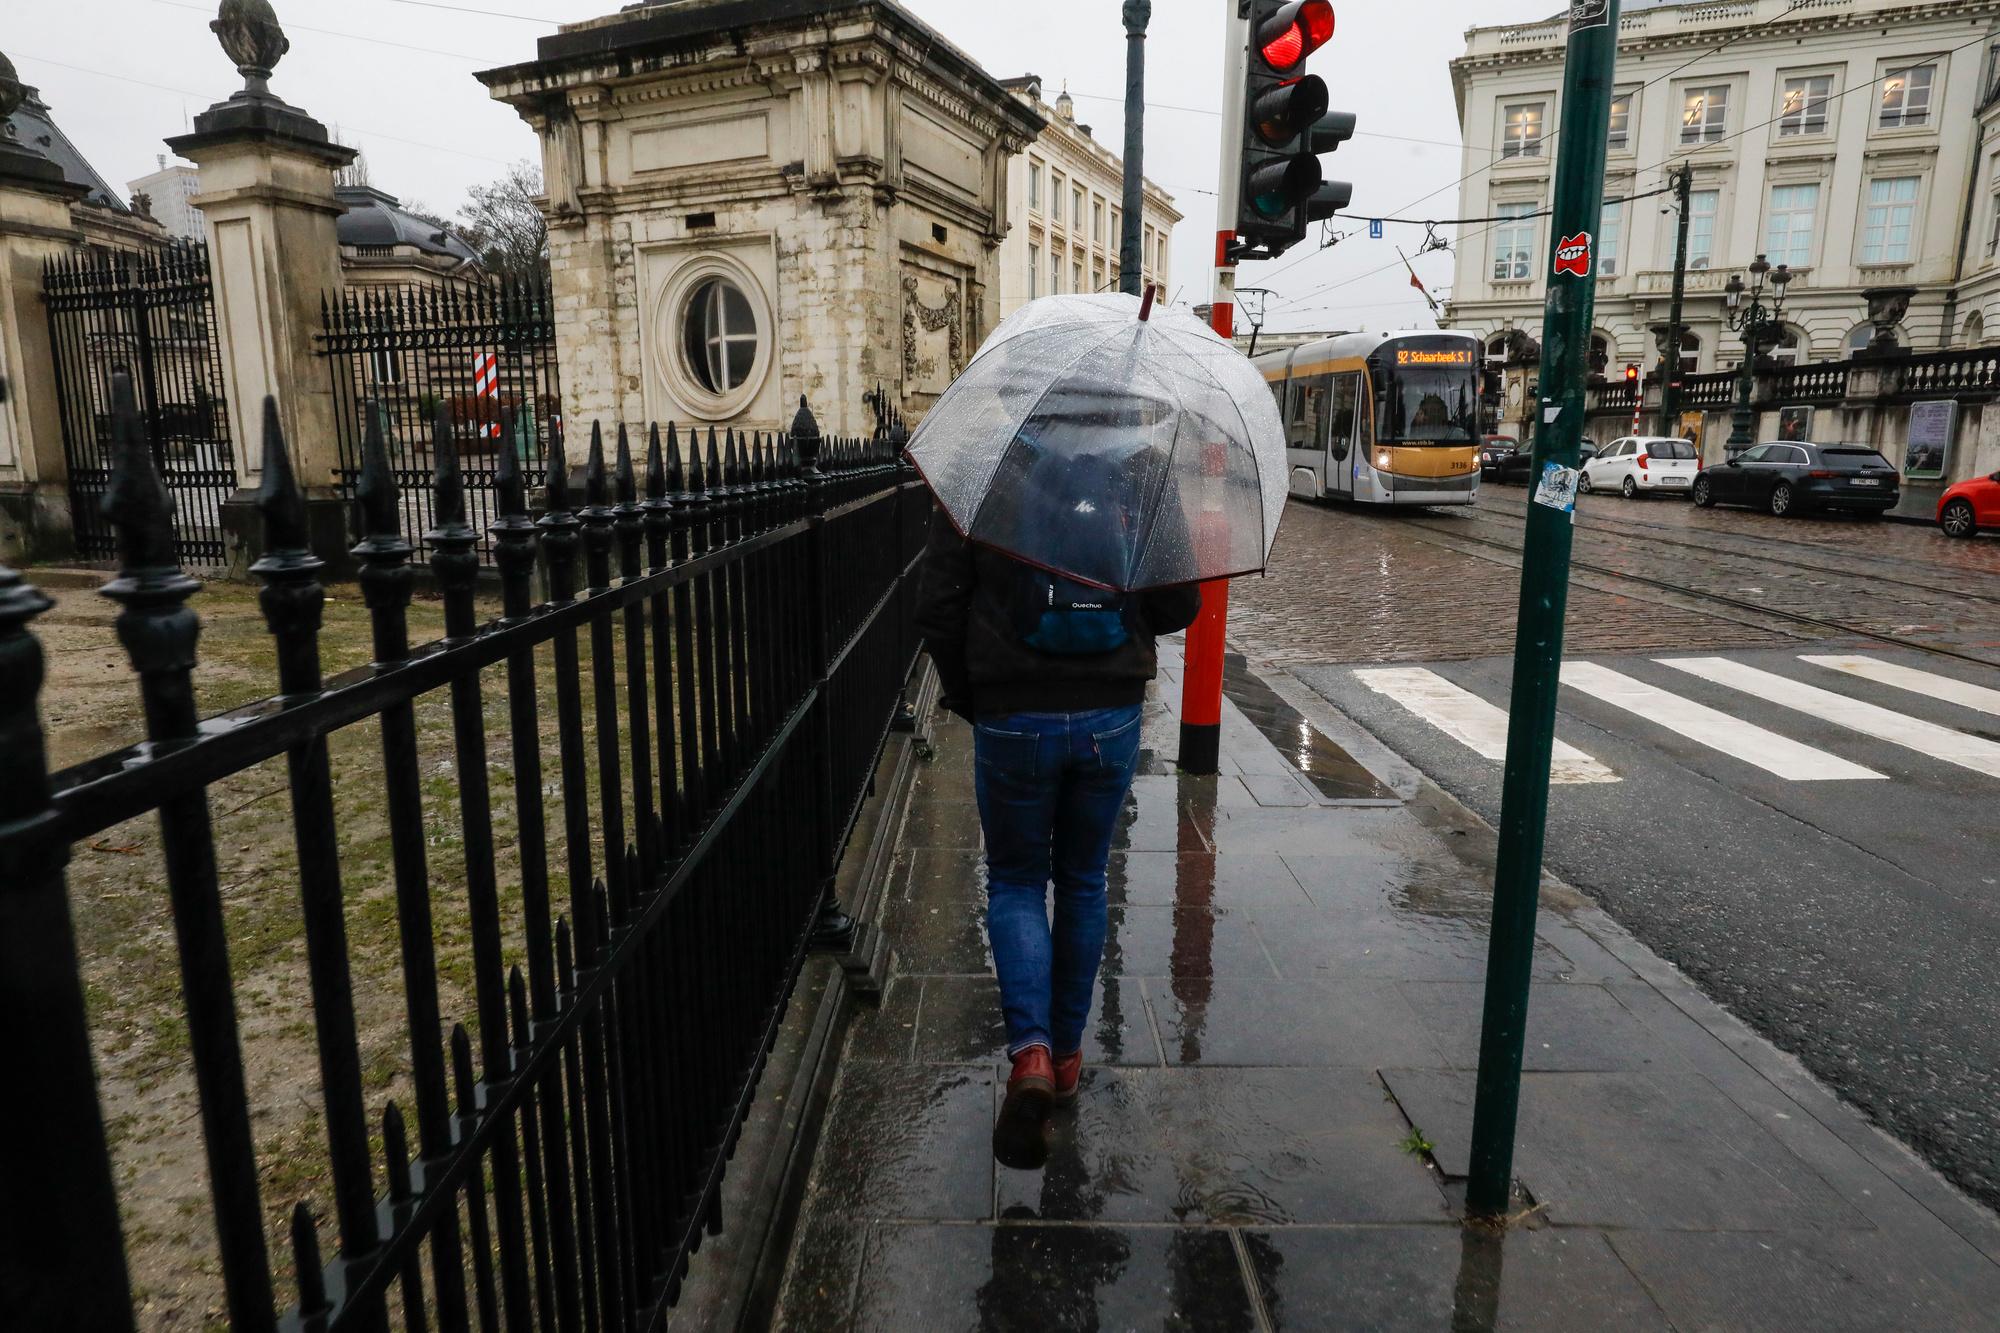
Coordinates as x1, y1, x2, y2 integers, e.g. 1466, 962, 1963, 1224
1180, 2, 1251, 777
1465, 0, 1621, 1220
1660, 165, 1692, 436
1119, 0, 1150, 297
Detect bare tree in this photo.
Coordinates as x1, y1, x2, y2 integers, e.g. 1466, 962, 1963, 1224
458, 159, 550, 286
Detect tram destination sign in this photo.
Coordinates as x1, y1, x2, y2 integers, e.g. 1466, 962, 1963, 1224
1395, 348, 1476, 366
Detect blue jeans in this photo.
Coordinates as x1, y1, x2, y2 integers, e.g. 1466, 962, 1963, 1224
973, 705, 1145, 1057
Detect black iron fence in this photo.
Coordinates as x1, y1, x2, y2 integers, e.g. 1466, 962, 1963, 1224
43, 242, 238, 563
319, 278, 563, 558
0, 373, 929, 1331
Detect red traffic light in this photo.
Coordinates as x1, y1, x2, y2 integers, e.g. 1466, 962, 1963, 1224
1256, 1, 1335, 73
1625, 364, 1640, 384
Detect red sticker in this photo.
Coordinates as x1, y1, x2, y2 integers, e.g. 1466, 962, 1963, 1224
1554, 232, 1593, 278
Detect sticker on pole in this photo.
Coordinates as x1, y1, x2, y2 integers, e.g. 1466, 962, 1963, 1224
1534, 462, 1579, 514
1569, 0, 1611, 31
1553, 232, 1593, 278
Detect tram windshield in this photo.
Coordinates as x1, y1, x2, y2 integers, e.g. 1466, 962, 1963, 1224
1379, 343, 1479, 445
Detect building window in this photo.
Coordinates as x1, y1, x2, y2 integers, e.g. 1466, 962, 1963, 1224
1050, 172, 1065, 226
682, 275, 759, 395
1676, 331, 1702, 374
1861, 176, 1920, 263
1764, 183, 1818, 267
1879, 64, 1935, 130
1072, 186, 1084, 229
1845, 323, 1875, 354
1988, 189, 2000, 258
1156, 234, 1168, 276
1778, 75, 1832, 136
1093, 260, 1105, 290
1502, 102, 1545, 158
1073, 258, 1083, 293
1029, 162, 1042, 212
1681, 85, 1729, 145
1092, 199, 1104, 243
1052, 245, 1064, 293
1607, 94, 1632, 150
1599, 203, 1623, 277
1492, 203, 1538, 282
1029, 243, 1040, 298
1686, 190, 1719, 269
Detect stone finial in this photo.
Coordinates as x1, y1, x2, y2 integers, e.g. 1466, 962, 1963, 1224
212, 0, 290, 100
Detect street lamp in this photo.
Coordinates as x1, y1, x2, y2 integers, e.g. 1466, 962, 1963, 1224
1722, 253, 1791, 449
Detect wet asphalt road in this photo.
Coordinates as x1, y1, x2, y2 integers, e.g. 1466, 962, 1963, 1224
1262, 490, 2000, 1212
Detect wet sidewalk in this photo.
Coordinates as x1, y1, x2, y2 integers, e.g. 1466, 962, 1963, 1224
773, 647, 2000, 1330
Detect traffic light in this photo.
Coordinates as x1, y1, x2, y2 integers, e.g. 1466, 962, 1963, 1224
1625, 363, 1640, 387
1237, 1, 1356, 259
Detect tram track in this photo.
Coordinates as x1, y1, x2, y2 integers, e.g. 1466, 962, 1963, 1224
1392, 504, 2000, 671
1473, 491, 2000, 608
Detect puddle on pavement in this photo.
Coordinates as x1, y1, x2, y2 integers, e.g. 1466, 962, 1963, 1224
1222, 654, 1395, 801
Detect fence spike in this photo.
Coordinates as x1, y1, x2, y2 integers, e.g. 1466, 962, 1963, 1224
253, 397, 311, 556
705, 426, 722, 492
664, 422, 685, 493
687, 428, 708, 494
99, 369, 181, 577
291, 1204, 331, 1324
354, 403, 402, 540
615, 424, 636, 505
494, 412, 527, 518
383, 1102, 412, 1202
644, 424, 665, 501
432, 406, 469, 530
791, 395, 821, 473
724, 427, 742, 488
584, 422, 608, 507
544, 422, 571, 515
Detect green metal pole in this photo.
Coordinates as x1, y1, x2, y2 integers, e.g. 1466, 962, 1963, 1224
1466, 0, 1621, 1220
1659, 165, 1691, 435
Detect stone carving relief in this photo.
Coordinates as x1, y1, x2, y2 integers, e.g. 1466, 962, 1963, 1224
902, 271, 964, 396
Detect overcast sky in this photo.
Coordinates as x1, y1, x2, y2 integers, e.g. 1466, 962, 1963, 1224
12, 0, 1563, 334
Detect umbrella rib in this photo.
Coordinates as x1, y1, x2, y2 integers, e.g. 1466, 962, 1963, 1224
1157, 341, 1271, 570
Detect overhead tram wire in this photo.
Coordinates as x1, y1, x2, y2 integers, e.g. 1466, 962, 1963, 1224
14, 52, 517, 166
149, 0, 506, 63
382, 0, 563, 21
1249, 0, 1816, 291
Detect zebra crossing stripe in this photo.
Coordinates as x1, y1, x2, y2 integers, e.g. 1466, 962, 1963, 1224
1659, 657, 2000, 780
1354, 667, 1620, 784
1560, 662, 1882, 782
1800, 656, 2000, 719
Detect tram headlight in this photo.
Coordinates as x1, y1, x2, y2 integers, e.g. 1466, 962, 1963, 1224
1377, 452, 1391, 468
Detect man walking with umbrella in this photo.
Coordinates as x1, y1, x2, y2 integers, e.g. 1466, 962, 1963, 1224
908, 288, 1287, 1169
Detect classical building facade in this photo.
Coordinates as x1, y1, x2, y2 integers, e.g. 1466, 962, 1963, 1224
1444, 0, 2000, 386
335, 186, 484, 287
994, 79, 1179, 320
479, 0, 1043, 438
128, 158, 206, 243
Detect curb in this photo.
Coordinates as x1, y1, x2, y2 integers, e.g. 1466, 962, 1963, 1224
672, 659, 938, 1331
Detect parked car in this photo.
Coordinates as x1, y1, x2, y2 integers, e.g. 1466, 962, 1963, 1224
1691, 442, 1899, 517
1495, 440, 1597, 485
1480, 435, 1520, 477
1938, 469, 2000, 538
1579, 436, 1699, 498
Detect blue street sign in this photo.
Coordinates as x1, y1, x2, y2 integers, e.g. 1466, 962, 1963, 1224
1369, 219, 1384, 239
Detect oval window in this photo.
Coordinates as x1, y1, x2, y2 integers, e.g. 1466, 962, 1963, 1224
681, 276, 760, 395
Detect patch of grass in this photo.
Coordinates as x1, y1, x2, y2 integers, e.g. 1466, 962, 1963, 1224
1399, 1125, 1435, 1157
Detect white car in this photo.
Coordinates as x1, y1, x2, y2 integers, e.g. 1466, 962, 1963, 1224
1580, 436, 1700, 498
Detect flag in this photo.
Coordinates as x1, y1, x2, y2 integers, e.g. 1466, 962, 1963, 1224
1400, 249, 1441, 317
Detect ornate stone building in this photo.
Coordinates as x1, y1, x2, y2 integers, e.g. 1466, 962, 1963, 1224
478, 0, 1043, 438
1445, 0, 2000, 382
995, 78, 1179, 320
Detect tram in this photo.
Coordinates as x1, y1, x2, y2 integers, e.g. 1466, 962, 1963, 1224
1254, 330, 1483, 506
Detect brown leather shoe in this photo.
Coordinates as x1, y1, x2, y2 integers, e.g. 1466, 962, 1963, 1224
993, 1047, 1055, 1170
1052, 1050, 1084, 1105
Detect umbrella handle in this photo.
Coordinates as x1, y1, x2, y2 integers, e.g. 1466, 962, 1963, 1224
1138, 282, 1156, 323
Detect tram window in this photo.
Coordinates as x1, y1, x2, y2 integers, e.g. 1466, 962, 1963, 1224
1328, 374, 1361, 460
1288, 376, 1330, 450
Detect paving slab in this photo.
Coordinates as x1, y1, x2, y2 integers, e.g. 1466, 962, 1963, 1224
1149, 977, 1444, 1068
1243, 1226, 1672, 1332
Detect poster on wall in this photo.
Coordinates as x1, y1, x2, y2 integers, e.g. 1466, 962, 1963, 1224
1904, 401, 1956, 481
1778, 406, 1813, 442
1678, 412, 1705, 453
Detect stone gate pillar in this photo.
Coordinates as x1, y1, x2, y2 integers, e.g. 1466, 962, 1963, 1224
167, 1, 355, 568
0, 52, 86, 561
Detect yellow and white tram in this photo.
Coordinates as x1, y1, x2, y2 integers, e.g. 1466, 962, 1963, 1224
1254, 330, 1483, 506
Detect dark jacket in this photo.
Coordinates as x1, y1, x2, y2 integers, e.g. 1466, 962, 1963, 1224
913, 511, 1202, 719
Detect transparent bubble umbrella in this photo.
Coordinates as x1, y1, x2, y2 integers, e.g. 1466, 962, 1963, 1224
905, 290, 1287, 592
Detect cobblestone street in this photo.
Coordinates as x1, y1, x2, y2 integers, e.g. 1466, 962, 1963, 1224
1231, 488, 2000, 669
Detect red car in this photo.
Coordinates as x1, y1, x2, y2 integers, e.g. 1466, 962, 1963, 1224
1937, 469, 2000, 538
